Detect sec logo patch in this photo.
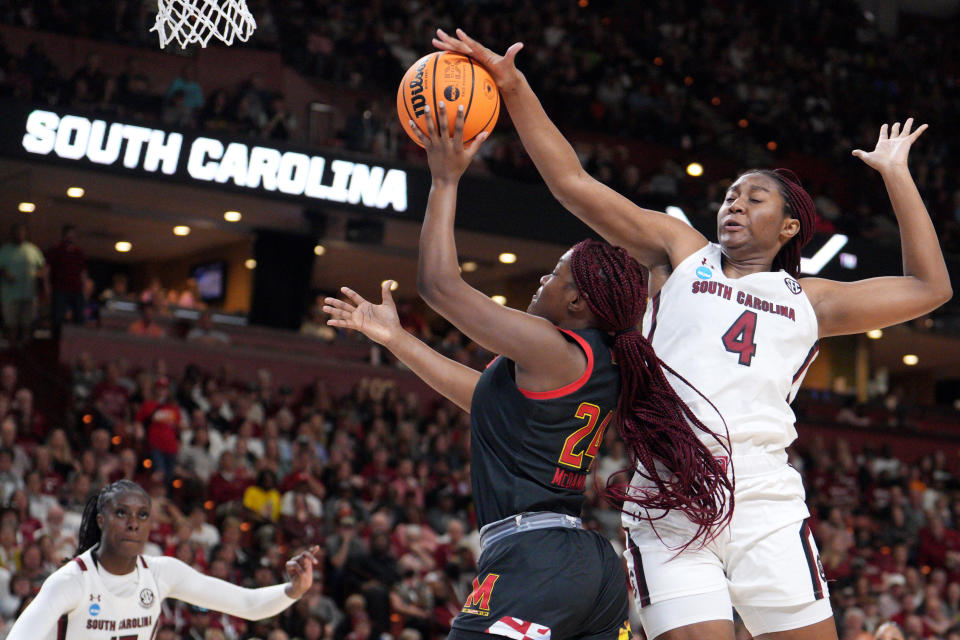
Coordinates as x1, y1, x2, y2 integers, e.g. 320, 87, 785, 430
784, 278, 802, 294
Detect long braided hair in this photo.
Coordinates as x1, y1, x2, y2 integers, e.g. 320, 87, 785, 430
76, 480, 151, 556
569, 240, 733, 546
742, 169, 817, 279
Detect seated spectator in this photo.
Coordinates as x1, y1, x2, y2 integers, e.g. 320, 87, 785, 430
128, 301, 166, 337
186, 310, 230, 346
0, 448, 23, 504
100, 272, 131, 303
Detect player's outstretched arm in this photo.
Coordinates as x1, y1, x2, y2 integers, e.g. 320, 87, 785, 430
6, 570, 83, 640
413, 102, 589, 392
432, 28, 706, 273
161, 547, 320, 620
804, 119, 952, 337
324, 282, 481, 412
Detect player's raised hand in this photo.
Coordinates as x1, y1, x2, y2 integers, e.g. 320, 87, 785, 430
284, 545, 320, 599
433, 28, 524, 92
324, 281, 403, 347
410, 101, 488, 182
853, 118, 928, 174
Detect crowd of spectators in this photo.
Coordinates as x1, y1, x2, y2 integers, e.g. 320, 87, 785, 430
0, 346, 954, 639
3, 1, 960, 255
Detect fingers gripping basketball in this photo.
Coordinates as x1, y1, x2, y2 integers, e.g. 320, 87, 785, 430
397, 52, 500, 147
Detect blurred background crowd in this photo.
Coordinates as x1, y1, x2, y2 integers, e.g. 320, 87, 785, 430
2, 0, 960, 253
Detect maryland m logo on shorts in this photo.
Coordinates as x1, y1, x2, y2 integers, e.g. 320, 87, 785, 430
462, 573, 500, 616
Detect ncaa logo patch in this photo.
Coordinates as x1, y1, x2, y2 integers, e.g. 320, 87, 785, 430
89, 603, 100, 616
443, 86, 461, 101
139, 588, 155, 608
784, 278, 802, 294
696, 266, 713, 280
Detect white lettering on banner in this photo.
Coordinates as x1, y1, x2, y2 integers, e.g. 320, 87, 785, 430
248, 146, 282, 190
144, 130, 182, 175
54, 115, 91, 160
216, 142, 250, 186
187, 137, 223, 181
87, 120, 123, 165
19, 109, 408, 212
121, 125, 152, 169
22, 110, 59, 154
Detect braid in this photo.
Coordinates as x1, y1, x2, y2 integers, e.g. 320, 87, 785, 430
569, 240, 733, 547
75, 480, 150, 556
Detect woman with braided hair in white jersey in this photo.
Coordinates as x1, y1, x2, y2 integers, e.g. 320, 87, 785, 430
432, 29, 953, 640
7, 480, 320, 639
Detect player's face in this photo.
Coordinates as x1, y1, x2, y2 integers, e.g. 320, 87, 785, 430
98, 491, 151, 556
717, 173, 792, 255
528, 250, 577, 322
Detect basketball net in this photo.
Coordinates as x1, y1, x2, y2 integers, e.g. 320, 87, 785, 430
152, 0, 257, 49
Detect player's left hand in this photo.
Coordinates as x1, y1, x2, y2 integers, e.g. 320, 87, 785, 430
853, 118, 928, 174
410, 101, 488, 183
283, 545, 321, 599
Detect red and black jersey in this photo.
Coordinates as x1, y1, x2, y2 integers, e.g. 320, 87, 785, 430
469, 328, 620, 528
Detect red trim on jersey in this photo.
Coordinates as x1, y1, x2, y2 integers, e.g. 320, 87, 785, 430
646, 292, 661, 342
74, 557, 87, 571
624, 531, 650, 607
517, 329, 594, 400
800, 521, 825, 600
792, 342, 820, 383
140, 555, 149, 568
485, 355, 501, 370
57, 614, 68, 640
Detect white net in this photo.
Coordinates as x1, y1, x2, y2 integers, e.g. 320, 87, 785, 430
152, 0, 257, 49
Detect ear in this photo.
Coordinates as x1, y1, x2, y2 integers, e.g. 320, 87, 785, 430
96, 511, 104, 530
567, 290, 588, 315
780, 216, 800, 243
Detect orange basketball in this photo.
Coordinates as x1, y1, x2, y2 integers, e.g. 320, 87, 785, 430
397, 52, 500, 147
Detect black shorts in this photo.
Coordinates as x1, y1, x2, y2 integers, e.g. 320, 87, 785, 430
452, 527, 629, 640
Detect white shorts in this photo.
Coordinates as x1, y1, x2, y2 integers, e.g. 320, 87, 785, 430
622, 461, 832, 636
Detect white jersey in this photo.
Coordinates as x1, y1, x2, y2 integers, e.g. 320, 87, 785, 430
8, 547, 296, 640
640, 243, 818, 462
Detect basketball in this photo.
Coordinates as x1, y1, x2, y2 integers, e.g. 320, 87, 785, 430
396, 52, 500, 147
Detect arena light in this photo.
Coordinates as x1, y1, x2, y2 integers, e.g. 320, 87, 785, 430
381, 279, 399, 291
491, 295, 507, 305
244, 258, 256, 269
114, 241, 132, 253
902, 354, 919, 366
839, 252, 858, 269
800, 234, 848, 275
18, 202, 36, 213
66, 186, 85, 198
461, 261, 478, 272
173, 225, 191, 236
314, 244, 326, 256
224, 210, 242, 222
685, 162, 704, 177
498, 252, 517, 264
866, 329, 882, 339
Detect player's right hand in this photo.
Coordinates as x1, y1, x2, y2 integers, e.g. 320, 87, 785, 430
433, 28, 524, 92
324, 281, 402, 347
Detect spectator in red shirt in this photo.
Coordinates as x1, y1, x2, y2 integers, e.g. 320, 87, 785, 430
128, 301, 166, 337
136, 377, 184, 481
45, 224, 86, 340
208, 450, 251, 515
93, 361, 131, 432
917, 515, 960, 570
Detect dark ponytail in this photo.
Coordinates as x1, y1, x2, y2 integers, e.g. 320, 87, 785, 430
569, 240, 733, 547
75, 480, 151, 556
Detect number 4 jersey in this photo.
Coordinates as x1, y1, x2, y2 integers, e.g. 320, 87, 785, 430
469, 328, 620, 528
642, 242, 819, 461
